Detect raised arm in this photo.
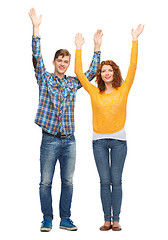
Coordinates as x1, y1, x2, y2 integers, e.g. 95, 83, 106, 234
84, 30, 102, 79
29, 8, 46, 86
75, 33, 93, 93
124, 24, 144, 90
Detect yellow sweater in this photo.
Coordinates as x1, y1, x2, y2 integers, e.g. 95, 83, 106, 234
75, 41, 138, 134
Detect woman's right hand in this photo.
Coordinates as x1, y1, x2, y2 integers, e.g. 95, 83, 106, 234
75, 33, 85, 49
131, 24, 144, 40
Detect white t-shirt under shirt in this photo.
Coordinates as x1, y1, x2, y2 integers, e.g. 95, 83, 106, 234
92, 128, 126, 141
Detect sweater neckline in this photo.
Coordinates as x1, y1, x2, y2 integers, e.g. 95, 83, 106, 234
103, 88, 116, 95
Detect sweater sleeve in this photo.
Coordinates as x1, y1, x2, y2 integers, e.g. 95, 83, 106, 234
75, 49, 92, 93
124, 40, 138, 91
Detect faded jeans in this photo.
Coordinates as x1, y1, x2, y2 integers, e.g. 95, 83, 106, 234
93, 139, 127, 222
39, 132, 76, 220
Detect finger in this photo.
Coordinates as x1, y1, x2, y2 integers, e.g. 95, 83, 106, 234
94, 30, 99, 37
29, 8, 32, 14
138, 24, 144, 34
97, 29, 102, 35
141, 25, 145, 31
28, 8, 33, 17
76, 33, 80, 38
31, 8, 35, 16
137, 24, 143, 32
75, 34, 79, 40
137, 24, 141, 30
99, 29, 103, 35
98, 29, 101, 35
99, 30, 103, 37
28, 9, 34, 19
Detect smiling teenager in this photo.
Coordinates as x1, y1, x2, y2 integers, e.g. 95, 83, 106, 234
53, 49, 71, 78
75, 25, 144, 231
28, 8, 102, 232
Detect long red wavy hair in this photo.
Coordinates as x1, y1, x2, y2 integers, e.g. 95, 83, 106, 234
95, 60, 123, 93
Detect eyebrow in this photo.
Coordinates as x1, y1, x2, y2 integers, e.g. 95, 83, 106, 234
102, 68, 113, 70
56, 58, 69, 63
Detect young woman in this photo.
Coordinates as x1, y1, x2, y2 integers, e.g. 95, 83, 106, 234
75, 25, 144, 231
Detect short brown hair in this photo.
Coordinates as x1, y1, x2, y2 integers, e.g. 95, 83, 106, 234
96, 60, 123, 93
54, 49, 71, 61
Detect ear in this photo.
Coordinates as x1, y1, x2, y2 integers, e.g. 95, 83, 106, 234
52, 60, 55, 66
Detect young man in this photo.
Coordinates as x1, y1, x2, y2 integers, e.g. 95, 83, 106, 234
28, 8, 102, 232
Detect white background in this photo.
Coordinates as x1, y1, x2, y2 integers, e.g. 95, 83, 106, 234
1, 0, 168, 239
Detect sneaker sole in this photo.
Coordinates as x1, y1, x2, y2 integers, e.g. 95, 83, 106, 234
40, 227, 52, 232
59, 226, 78, 231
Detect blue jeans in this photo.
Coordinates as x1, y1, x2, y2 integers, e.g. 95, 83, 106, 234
39, 132, 76, 220
93, 139, 127, 222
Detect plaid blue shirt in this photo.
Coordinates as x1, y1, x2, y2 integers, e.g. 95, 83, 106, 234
32, 36, 101, 135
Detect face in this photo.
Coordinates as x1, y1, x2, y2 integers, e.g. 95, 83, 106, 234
101, 65, 114, 83
53, 55, 70, 77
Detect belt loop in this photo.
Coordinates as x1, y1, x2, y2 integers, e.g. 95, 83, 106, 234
56, 132, 61, 137
42, 129, 68, 138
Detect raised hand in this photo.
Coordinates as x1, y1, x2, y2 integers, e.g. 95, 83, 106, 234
28, 8, 42, 28
75, 33, 85, 49
131, 24, 144, 40
94, 29, 103, 51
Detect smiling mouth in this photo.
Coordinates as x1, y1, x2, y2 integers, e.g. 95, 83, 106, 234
59, 66, 65, 70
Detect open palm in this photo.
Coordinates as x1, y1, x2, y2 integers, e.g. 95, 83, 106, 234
131, 24, 144, 40
75, 33, 85, 49
28, 8, 42, 27
94, 29, 103, 48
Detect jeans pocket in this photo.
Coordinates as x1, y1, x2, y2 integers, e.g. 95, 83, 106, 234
69, 134, 76, 142
42, 132, 55, 143
116, 139, 127, 147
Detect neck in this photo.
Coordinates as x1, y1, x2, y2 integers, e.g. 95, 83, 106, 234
54, 70, 65, 79
104, 82, 114, 93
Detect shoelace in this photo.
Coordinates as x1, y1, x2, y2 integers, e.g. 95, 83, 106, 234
41, 218, 51, 224
66, 219, 74, 225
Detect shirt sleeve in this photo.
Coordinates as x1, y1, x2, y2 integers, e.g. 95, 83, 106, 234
72, 51, 101, 89
75, 49, 93, 93
32, 36, 46, 86
123, 40, 138, 91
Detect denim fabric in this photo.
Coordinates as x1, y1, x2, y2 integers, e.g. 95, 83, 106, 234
39, 132, 76, 220
93, 139, 127, 222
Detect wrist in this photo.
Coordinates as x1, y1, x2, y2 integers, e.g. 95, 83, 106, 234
94, 46, 100, 51
33, 26, 40, 37
132, 36, 138, 41
76, 45, 82, 50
